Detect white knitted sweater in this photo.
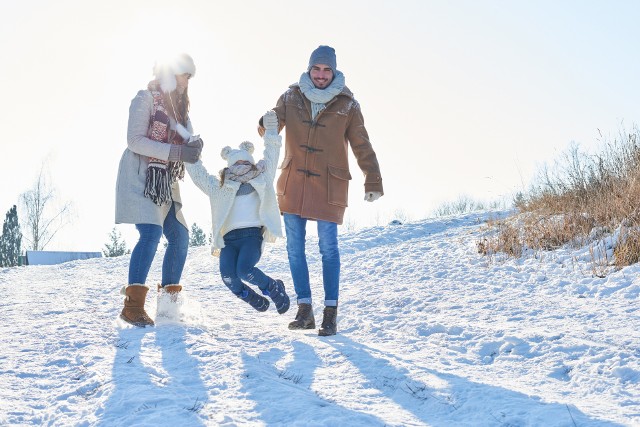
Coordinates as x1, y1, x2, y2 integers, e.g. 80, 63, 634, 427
185, 133, 283, 256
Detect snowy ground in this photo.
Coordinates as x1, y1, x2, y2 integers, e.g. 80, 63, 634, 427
0, 211, 638, 426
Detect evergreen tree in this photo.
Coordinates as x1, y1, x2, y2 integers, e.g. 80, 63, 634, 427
0, 205, 22, 267
103, 227, 129, 257
189, 223, 207, 247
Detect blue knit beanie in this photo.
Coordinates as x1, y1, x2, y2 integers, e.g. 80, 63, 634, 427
308, 45, 337, 71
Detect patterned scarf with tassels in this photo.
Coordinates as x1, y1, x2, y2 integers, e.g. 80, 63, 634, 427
144, 83, 186, 206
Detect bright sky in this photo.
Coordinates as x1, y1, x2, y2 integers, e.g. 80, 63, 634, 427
1, 0, 639, 251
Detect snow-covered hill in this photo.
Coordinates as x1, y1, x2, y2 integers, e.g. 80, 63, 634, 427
0, 211, 637, 426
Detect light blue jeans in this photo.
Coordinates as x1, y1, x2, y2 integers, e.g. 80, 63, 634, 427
283, 213, 339, 306
128, 203, 189, 286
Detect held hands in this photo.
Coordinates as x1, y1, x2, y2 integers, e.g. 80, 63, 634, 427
170, 138, 203, 164
181, 139, 203, 163
188, 135, 204, 149
262, 110, 279, 135
364, 191, 382, 202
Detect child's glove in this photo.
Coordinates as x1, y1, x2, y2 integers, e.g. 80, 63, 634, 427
262, 110, 279, 136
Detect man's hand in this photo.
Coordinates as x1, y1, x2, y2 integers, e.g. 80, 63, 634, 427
364, 191, 382, 202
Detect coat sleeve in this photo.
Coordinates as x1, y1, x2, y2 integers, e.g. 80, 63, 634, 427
273, 94, 287, 129
346, 102, 384, 194
185, 160, 220, 197
126, 90, 172, 160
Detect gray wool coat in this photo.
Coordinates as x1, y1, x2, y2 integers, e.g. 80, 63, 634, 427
115, 90, 192, 229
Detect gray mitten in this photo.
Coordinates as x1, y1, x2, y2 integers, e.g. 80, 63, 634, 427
187, 134, 204, 149
189, 137, 204, 149
169, 141, 202, 164
181, 140, 202, 163
262, 110, 279, 136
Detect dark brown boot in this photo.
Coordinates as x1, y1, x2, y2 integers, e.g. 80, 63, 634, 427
288, 303, 315, 330
318, 306, 337, 336
120, 284, 154, 327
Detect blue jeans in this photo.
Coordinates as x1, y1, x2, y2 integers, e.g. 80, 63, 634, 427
128, 203, 189, 286
219, 227, 273, 295
283, 213, 339, 306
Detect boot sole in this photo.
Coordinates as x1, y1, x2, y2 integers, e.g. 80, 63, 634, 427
288, 322, 316, 330
276, 303, 291, 314
318, 329, 336, 336
119, 314, 154, 327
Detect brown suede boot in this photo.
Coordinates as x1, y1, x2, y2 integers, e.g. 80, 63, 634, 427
120, 284, 154, 327
157, 284, 184, 319
158, 284, 183, 301
318, 306, 337, 336
288, 303, 315, 330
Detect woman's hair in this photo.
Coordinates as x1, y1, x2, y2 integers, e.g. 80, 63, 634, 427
165, 88, 190, 126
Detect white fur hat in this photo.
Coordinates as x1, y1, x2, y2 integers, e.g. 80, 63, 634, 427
153, 53, 196, 93
221, 141, 255, 166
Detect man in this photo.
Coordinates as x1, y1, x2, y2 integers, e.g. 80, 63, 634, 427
259, 45, 383, 336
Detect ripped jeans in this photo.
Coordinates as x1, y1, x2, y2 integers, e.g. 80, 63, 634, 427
219, 227, 274, 295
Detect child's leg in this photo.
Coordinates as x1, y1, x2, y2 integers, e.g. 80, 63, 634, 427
221, 229, 269, 312
219, 245, 244, 295
235, 234, 290, 314
235, 233, 271, 291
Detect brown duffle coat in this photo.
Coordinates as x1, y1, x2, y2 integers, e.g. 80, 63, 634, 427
264, 84, 383, 224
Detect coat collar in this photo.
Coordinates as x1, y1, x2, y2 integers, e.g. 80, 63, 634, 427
289, 82, 354, 100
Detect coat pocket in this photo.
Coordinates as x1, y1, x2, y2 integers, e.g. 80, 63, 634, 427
276, 157, 293, 196
327, 165, 352, 207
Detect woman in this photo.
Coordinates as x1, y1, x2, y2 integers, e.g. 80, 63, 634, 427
115, 53, 203, 327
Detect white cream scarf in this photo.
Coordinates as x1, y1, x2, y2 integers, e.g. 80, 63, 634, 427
298, 70, 345, 119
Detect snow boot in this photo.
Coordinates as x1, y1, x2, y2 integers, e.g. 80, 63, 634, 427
120, 284, 154, 327
157, 284, 184, 319
239, 286, 270, 312
159, 284, 183, 297
288, 303, 315, 330
318, 306, 337, 336
262, 279, 290, 314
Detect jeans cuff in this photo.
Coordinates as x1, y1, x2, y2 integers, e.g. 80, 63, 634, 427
324, 299, 338, 307
297, 297, 312, 305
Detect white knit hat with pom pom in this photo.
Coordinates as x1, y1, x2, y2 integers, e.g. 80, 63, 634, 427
221, 141, 255, 166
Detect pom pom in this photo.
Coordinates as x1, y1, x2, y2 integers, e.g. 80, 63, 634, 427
239, 141, 254, 154
220, 146, 232, 160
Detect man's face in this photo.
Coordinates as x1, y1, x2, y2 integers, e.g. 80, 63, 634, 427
309, 64, 334, 89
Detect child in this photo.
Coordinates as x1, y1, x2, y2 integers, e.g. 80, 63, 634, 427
185, 111, 290, 314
